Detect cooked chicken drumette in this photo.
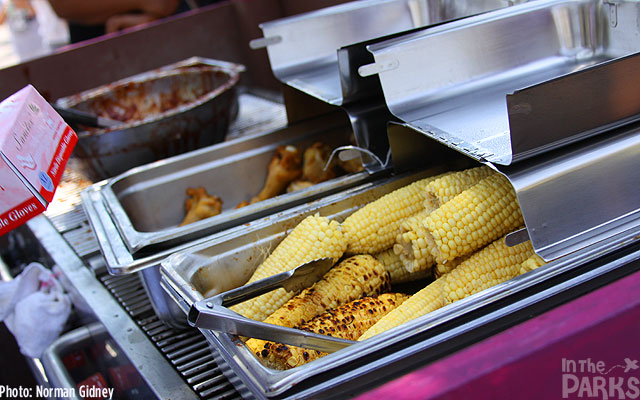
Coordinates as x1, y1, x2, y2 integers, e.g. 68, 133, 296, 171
179, 187, 223, 226
250, 145, 302, 204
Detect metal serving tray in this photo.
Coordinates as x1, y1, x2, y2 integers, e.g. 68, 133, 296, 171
82, 111, 378, 269
160, 167, 640, 399
98, 111, 367, 253
363, 0, 640, 165
253, 0, 526, 170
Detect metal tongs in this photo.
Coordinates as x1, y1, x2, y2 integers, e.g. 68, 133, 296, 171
188, 258, 356, 353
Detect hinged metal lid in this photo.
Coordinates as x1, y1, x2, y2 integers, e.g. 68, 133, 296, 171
254, 0, 525, 170
367, 0, 640, 165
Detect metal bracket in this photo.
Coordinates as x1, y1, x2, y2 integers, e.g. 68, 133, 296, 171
604, 0, 618, 27
249, 36, 282, 49
358, 59, 399, 77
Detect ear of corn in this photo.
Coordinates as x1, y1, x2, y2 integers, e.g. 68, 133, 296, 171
443, 236, 534, 303
230, 214, 347, 321
423, 166, 493, 211
245, 255, 389, 356
519, 253, 546, 275
257, 293, 409, 370
433, 255, 470, 279
374, 248, 431, 284
342, 174, 446, 255
424, 173, 524, 264
358, 278, 446, 341
394, 209, 436, 273
359, 234, 534, 340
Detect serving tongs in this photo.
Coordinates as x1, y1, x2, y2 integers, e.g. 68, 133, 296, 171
188, 258, 356, 353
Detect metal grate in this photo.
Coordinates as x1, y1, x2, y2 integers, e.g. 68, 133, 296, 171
98, 269, 242, 400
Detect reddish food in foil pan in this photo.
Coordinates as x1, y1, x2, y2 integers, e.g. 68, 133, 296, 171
56, 59, 243, 181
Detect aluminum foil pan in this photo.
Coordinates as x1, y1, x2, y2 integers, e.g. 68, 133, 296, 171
57, 57, 243, 181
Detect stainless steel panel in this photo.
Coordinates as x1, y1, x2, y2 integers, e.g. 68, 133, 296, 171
86, 111, 377, 260
366, 0, 640, 165
499, 122, 640, 261
160, 168, 640, 398
256, 0, 522, 106
256, 0, 525, 171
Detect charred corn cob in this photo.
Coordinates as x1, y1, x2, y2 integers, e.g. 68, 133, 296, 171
245, 255, 390, 356
374, 248, 431, 284
342, 174, 446, 255
358, 278, 446, 341
230, 214, 347, 321
423, 166, 493, 211
257, 293, 409, 370
519, 253, 546, 275
443, 236, 534, 303
424, 173, 524, 264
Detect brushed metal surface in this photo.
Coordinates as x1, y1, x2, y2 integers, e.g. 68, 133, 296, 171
368, 0, 640, 165
499, 122, 640, 261
258, 0, 521, 106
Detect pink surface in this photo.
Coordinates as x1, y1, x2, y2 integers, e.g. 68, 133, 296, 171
357, 270, 640, 400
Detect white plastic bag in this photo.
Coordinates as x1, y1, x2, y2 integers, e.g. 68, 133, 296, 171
0, 262, 71, 358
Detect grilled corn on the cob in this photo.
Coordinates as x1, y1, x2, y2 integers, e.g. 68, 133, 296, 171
230, 214, 347, 321
257, 293, 409, 369
358, 278, 445, 341
245, 255, 390, 357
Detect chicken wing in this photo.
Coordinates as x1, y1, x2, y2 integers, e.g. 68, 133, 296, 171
301, 142, 339, 184
250, 145, 302, 203
179, 187, 223, 226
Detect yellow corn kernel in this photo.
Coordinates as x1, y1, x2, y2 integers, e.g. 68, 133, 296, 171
230, 214, 347, 321
245, 255, 389, 356
423, 166, 493, 211
342, 174, 446, 255
443, 236, 534, 304
358, 278, 446, 341
258, 293, 409, 369
433, 255, 470, 279
374, 248, 431, 284
519, 253, 547, 275
424, 174, 524, 264
394, 209, 435, 273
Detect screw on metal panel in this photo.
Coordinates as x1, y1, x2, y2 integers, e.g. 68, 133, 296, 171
206, 302, 213, 308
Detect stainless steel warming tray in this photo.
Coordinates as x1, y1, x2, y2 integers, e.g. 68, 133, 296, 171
160, 165, 640, 399
81, 111, 379, 274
